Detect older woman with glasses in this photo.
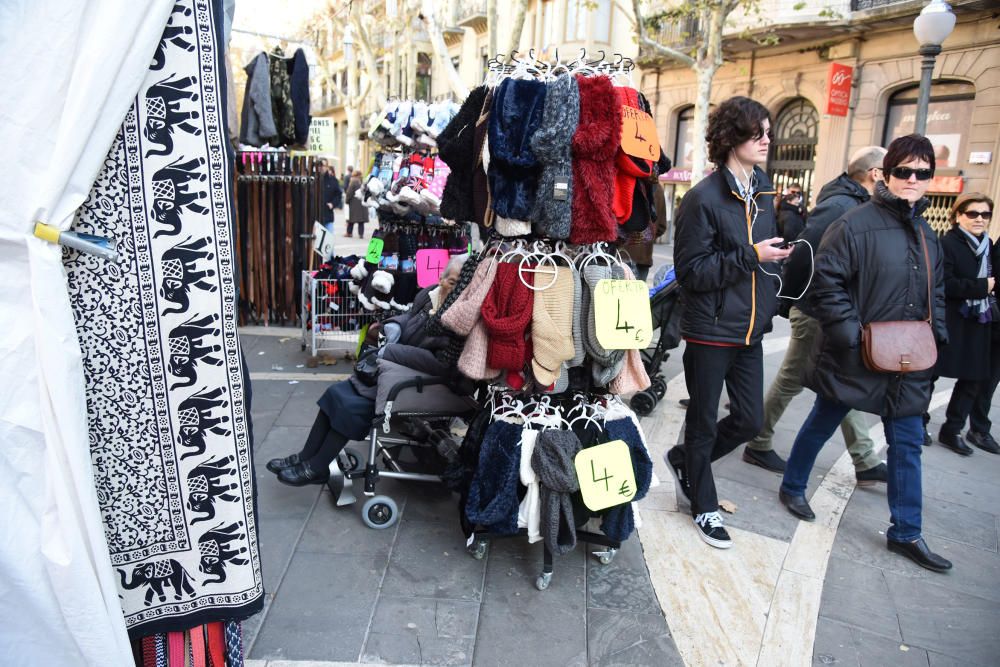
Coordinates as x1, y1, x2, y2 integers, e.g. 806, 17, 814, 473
935, 193, 998, 455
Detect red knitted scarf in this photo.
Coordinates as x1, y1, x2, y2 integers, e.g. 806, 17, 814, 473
481, 262, 534, 371
613, 87, 653, 224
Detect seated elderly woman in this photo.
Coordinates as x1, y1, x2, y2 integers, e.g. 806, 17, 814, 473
268, 255, 467, 486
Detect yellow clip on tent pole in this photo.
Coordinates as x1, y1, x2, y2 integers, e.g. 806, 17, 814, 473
33, 222, 121, 263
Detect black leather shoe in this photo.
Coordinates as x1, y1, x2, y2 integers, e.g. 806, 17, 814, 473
743, 447, 787, 473
939, 430, 974, 457
967, 431, 1000, 455
922, 430, 932, 447
855, 462, 887, 486
678, 398, 690, 408
887, 537, 953, 573
266, 453, 301, 474
277, 461, 329, 486
779, 490, 815, 521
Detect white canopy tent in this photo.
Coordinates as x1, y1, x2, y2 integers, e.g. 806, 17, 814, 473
0, 1, 174, 664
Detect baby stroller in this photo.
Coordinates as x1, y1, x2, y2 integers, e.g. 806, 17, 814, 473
326, 366, 479, 530
630, 266, 683, 416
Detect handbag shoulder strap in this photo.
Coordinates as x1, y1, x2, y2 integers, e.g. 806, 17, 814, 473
918, 225, 933, 324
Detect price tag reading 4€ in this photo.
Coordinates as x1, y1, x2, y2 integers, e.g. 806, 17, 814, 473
575, 440, 637, 512
365, 237, 385, 264
594, 279, 653, 349
620, 106, 660, 160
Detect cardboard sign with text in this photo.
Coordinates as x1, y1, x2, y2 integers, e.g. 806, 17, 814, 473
415, 249, 451, 287
575, 440, 637, 512
620, 106, 660, 160
594, 279, 653, 349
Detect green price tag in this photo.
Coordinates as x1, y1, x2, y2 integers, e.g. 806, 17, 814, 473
594, 279, 653, 349
574, 440, 637, 512
365, 238, 384, 264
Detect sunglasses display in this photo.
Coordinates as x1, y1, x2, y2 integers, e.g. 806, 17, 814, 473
961, 210, 993, 221
889, 167, 934, 181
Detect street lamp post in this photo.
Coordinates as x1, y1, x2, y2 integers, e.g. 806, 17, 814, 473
912, 0, 956, 135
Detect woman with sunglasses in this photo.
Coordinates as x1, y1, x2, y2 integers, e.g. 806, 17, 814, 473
935, 194, 998, 455
778, 134, 952, 573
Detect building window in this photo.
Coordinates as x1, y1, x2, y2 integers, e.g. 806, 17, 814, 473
768, 97, 819, 203
565, 0, 610, 43
674, 106, 694, 168
541, 0, 555, 48
883, 81, 975, 170
416, 52, 432, 101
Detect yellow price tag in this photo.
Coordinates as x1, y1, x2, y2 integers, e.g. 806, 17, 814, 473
574, 440, 637, 512
594, 279, 653, 349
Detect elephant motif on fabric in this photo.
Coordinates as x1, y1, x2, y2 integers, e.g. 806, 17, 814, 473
198, 522, 248, 584
118, 559, 196, 607
160, 236, 217, 315
151, 2, 195, 71
144, 74, 202, 157
186, 454, 238, 521
178, 389, 231, 461
151, 156, 208, 238
167, 313, 222, 389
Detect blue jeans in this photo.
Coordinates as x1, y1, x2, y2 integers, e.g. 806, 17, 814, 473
781, 394, 923, 542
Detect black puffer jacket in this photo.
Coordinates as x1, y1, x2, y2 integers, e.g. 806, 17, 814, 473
781, 173, 870, 317
777, 200, 806, 242
803, 182, 948, 418
674, 166, 781, 345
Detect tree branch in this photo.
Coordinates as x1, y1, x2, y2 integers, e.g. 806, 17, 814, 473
632, 0, 697, 68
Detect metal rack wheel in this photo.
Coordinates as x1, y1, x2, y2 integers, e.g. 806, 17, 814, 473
535, 572, 553, 591
595, 548, 618, 565
361, 495, 398, 529
467, 538, 488, 560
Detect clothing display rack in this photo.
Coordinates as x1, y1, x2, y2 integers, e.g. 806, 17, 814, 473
421, 47, 665, 588
234, 150, 323, 325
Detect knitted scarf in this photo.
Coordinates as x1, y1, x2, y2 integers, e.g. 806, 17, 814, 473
439, 85, 488, 222
488, 78, 547, 222
570, 75, 621, 244
599, 411, 653, 542
481, 262, 534, 371
465, 419, 523, 535
529, 74, 580, 240
531, 267, 576, 386
442, 257, 499, 335
612, 87, 653, 228
582, 264, 626, 386
958, 226, 993, 323
532, 429, 583, 555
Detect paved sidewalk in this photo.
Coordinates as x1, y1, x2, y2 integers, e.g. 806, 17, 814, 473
239, 249, 1000, 666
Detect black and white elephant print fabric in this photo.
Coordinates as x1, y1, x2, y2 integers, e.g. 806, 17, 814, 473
65, 0, 261, 633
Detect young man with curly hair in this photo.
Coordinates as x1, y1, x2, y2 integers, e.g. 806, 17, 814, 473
666, 96, 792, 548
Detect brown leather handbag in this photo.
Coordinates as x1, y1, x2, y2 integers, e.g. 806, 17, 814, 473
860, 226, 938, 374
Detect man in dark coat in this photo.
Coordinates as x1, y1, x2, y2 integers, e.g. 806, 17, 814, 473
743, 146, 887, 482
776, 182, 806, 242
665, 96, 792, 550
934, 193, 998, 455
779, 135, 953, 574
319, 159, 342, 224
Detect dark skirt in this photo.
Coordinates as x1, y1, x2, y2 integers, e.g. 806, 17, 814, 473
317, 380, 376, 441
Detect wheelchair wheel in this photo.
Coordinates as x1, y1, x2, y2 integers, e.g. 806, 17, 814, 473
361, 496, 398, 530
630, 391, 657, 417
337, 447, 363, 474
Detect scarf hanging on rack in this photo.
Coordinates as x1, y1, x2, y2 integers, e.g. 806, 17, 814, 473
570, 75, 621, 244
599, 406, 654, 542
481, 262, 535, 371
958, 227, 994, 322
65, 0, 262, 636
465, 419, 523, 535
529, 74, 579, 240
487, 78, 547, 225
439, 85, 487, 222
612, 88, 654, 230
532, 429, 583, 556
531, 267, 576, 386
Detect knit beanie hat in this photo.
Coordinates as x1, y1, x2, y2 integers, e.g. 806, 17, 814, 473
481, 262, 534, 372
570, 75, 622, 245
465, 419, 523, 535
612, 87, 654, 227
442, 257, 498, 336
530, 74, 580, 240
457, 318, 501, 381
531, 267, 576, 386
439, 85, 488, 222
488, 78, 546, 222
390, 271, 419, 311
532, 429, 583, 556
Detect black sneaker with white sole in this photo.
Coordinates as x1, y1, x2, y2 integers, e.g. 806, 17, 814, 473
694, 511, 732, 549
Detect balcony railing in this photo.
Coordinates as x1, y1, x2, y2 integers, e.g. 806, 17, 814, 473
850, 0, 908, 10
640, 15, 700, 58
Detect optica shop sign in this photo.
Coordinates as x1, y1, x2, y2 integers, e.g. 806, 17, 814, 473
825, 63, 853, 117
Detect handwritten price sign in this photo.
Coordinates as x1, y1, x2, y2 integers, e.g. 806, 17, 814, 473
574, 440, 637, 512
594, 279, 653, 349
365, 237, 385, 264
620, 106, 660, 160
415, 249, 451, 287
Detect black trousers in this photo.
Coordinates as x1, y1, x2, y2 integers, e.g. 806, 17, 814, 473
942, 378, 980, 436
971, 346, 1000, 434
675, 342, 764, 515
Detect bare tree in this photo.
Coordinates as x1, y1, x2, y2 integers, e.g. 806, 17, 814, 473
632, 0, 741, 185
420, 0, 470, 100
506, 0, 530, 57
